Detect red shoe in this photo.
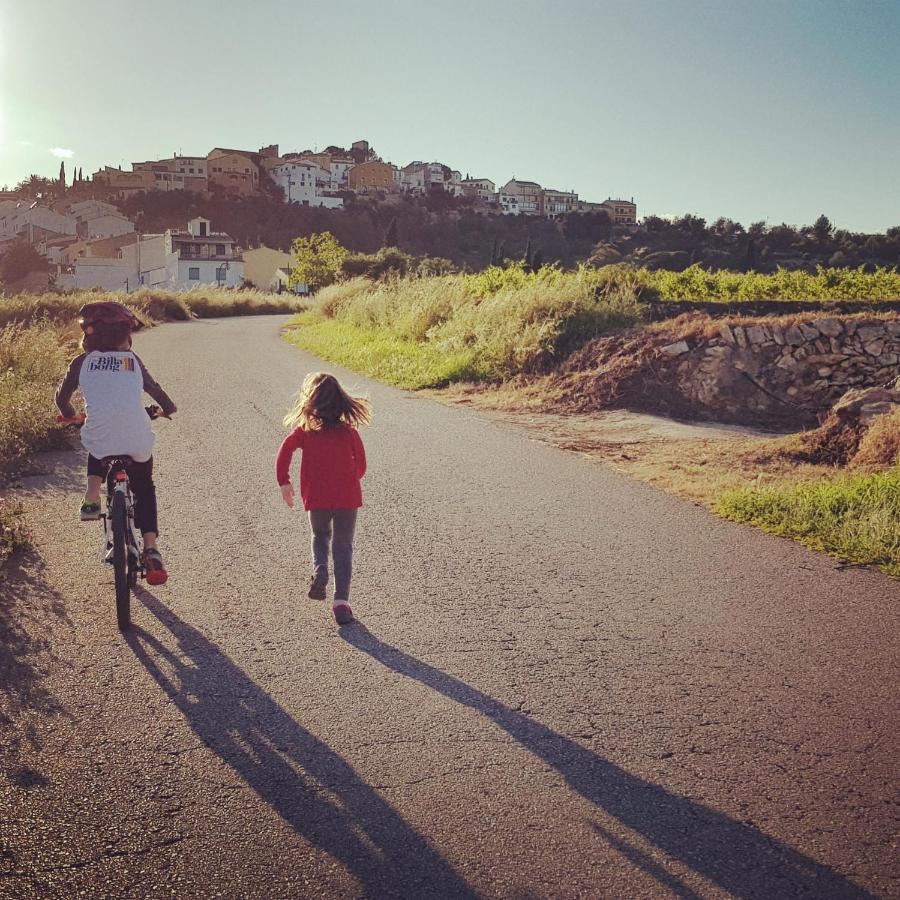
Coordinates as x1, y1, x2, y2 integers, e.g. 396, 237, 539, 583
332, 602, 353, 625
143, 548, 168, 586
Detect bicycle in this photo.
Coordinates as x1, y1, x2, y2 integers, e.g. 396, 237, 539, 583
58, 406, 169, 630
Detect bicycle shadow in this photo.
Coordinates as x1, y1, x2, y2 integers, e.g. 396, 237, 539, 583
341, 623, 873, 900
125, 587, 475, 899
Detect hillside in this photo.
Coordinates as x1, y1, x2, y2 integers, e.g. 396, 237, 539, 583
115, 191, 900, 274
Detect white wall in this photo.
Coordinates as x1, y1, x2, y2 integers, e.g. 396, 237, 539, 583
174, 258, 244, 291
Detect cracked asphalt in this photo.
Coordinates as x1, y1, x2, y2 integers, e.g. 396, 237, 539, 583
1, 315, 898, 899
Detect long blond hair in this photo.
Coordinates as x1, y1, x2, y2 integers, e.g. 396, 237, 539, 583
283, 372, 372, 431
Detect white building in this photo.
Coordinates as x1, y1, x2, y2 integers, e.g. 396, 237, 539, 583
498, 192, 521, 215
57, 233, 176, 293
0, 203, 76, 243
542, 189, 579, 218
264, 159, 344, 208
165, 217, 244, 290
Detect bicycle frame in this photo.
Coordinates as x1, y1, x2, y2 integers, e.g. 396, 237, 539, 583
99, 464, 143, 572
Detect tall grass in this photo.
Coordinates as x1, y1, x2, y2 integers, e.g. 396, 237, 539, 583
715, 467, 900, 575
0, 287, 304, 328
0, 322, 72, 477
293, 267, 646, 385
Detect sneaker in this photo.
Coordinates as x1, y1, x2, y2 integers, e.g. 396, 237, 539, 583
332, 601, 353, 625
80, 500, 101, 522
307, 568, 327, 600
142, 548, 168, 586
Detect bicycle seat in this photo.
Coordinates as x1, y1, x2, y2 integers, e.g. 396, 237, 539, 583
100, 455, 134, 467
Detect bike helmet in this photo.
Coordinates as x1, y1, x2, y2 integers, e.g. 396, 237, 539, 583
78, 301, 144, 334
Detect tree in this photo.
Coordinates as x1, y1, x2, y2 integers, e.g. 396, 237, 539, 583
14, 174, 56, 199
383, 217, 399, 249
288, 231, 348, 292
812, 214, 834, 243
0, 240, 47, 284
59, 161, 66, 190
78, 166, 83, 183
747, 221, 767, 238
523, 237, 533, 270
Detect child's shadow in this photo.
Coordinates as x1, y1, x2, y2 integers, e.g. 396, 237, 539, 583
126, 588, 475, 899
341, 622, 873, 900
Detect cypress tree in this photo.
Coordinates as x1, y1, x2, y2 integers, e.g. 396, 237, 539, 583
59, 160, 66, 190
384, 217, 399, 248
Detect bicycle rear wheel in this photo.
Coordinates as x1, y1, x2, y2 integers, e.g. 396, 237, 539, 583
110, 492, 131, 630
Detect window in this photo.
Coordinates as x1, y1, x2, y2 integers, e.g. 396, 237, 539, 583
199, 221, 207, 237
188, 267, 200, 280
215, 244, 225, 256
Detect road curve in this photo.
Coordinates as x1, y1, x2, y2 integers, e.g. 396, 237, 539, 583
2, 315, 898, 899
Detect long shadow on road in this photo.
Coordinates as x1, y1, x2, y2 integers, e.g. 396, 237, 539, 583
125, 588, 475, 899
341, 623, 873, 900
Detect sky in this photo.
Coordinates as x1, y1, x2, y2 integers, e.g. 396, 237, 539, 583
1, 0, 898, 232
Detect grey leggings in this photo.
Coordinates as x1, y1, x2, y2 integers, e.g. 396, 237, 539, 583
308, 508, 358, 601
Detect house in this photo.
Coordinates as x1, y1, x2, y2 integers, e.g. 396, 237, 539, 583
542, 189, 579, 218
400, 163, 428, 195
0, 203, 77, 244
62, 199, 134, 239
242, 246, 294, 290
400, 161, 457, 195
499, 179, 543, 215
132, 155, 209, 194
263, 158, 344, 208
206, 149, 260, 196
348, 161, 399, 194
461, 178, 496, 203
601, 198, 638, 226
57, 233, 175, 292
165, 217, 244, 289
92, 166, 155, 199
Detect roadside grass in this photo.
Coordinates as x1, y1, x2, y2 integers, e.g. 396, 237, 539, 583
715, 467, 900, 575
0, 287, 304, 328
291, 269, 646, 386
0, 322, 73, 479
283, 313, 479, 389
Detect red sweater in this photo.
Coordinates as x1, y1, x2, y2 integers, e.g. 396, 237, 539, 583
275, 425, 366, 510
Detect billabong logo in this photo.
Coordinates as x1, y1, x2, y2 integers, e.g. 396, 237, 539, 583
88, 354, 135, 373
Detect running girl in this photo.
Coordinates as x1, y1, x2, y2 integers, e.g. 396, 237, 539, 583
276, 372, 370, 625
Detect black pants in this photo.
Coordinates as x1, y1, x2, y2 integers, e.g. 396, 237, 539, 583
87, 455, 159, 536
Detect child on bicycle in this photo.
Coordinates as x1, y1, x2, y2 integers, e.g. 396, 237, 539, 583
55, 301, 176, 585
276, 372, 370, 625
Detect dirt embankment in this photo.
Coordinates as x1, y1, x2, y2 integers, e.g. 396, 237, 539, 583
439, 310, 900, 505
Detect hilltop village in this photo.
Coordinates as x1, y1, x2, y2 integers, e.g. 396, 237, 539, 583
0, 139, 636, 293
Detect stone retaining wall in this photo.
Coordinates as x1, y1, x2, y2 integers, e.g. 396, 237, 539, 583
661, 316, 900, 424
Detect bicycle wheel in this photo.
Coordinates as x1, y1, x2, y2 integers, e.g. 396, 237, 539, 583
110, 492, 131, 630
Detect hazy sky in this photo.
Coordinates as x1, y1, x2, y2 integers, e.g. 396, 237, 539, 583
2, 0, 898, 231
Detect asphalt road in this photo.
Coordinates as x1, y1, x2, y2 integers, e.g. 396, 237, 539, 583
2, 316, 898, 899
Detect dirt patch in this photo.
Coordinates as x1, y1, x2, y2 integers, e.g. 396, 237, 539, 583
430, 383, 836, 506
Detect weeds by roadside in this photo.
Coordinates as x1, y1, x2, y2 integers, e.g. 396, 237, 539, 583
716, 467, 900, 575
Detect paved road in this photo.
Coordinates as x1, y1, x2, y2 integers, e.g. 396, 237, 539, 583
2, 316, 898, 899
